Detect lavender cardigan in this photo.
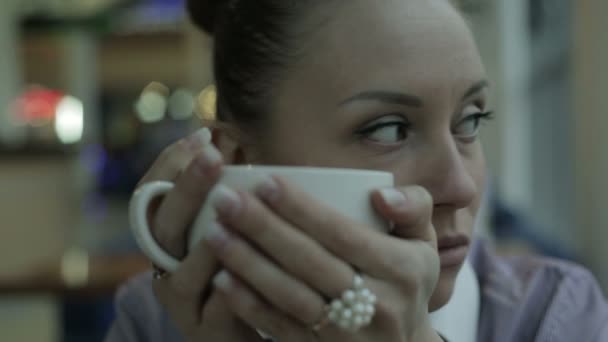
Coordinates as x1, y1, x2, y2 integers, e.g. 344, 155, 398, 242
105, 241, 608, 341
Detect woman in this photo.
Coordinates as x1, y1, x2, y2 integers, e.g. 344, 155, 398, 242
106, 0, 608, 341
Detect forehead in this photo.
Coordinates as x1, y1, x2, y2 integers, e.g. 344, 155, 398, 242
280, 0, 485, 105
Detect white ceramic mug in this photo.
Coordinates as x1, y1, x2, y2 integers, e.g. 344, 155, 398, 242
130, 166, 393, 272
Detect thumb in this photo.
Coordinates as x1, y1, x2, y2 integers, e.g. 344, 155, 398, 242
371, 185, 436, 245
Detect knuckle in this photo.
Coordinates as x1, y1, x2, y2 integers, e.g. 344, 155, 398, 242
407, 186, 433, 227
390, 258, 418, 291
238, 196, 273, 235
240, 196, 260, 222
411, 186, 433, 208
333, 226, 368, 253
391, 247, 437, 293
211, 235, 238, 260
374, 300, 402, 329
161, 140, 192, 169
173, 138, 193, 155
412, 216, 432, 237
139, 141, 193, 186
289, 292, 318, 322
380, 247, 419, 288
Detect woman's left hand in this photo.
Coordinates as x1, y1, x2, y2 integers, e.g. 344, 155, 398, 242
204, 176, 442, 342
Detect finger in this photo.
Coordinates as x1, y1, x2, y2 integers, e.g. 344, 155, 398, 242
371, 186, 436, 245
153, 239, 218, 329
371, 187, 440, 294
138, 127, 212, 186
202, 291, 262, 341
152, 143, 223, 258
254, 176, 392, 276
203, 221, 326, 327
215, 185, 354, 299
139, 127, 213, 228
213, 270, 313, 342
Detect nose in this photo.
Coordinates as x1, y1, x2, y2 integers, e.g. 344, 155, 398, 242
419, 139, 478, 211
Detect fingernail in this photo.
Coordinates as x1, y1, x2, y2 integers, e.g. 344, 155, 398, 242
213, 270, 232, 290
379, 188, 407, 210
255, 176, 280, 202
212, 185, 241, 217
194, 144, 222, 174
204, 221, 230, 249
186, 127, 212, 150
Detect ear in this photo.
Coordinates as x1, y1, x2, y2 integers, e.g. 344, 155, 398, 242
210, 125, 251, 165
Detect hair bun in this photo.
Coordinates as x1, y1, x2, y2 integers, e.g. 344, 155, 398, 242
187, 0, 228, 34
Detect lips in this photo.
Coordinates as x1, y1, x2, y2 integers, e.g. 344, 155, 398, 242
437, 234, 470, 268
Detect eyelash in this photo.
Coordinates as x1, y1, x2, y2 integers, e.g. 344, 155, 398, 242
467, 111, 494, 122
355, 118, 410, 139
457, 111, 495, 134
355, 110, 495, 144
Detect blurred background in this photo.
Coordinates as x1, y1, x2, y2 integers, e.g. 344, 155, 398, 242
0, 0, 606, 341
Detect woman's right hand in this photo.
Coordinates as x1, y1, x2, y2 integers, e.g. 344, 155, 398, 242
138, 127, 262, 342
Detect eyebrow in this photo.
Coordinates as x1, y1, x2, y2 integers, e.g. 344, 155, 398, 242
338, 79, 489, 108
339, 91, 423, 107
462, 80, 489, 100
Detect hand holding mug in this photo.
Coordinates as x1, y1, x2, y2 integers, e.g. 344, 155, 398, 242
197, 176, 442, 342
132, 128, 261, 342
130, 127, 442, 341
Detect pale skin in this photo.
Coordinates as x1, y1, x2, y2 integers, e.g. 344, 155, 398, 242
139, 0, 489, 341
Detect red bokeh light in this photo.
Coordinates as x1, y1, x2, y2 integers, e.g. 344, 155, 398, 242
14, 88, 66, 124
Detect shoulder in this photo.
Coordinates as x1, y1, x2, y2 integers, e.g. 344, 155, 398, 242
471, 241, 608, 342
106, 272, 182, 342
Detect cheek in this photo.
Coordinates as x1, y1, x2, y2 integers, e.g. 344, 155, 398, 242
255, 132, 349, 167
469, 143, 487, 209
255, 124, 376, 168
459, 144, 487, 232
472, 142, 487, 187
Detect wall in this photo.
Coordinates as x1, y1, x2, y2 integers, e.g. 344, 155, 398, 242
0, 0, 25, 146
573, 0, 608, 290
2, 3, 65, 341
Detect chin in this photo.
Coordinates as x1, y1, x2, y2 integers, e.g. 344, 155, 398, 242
428, 262, 464, 312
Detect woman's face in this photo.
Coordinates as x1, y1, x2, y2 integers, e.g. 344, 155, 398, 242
249, 0, 488, 310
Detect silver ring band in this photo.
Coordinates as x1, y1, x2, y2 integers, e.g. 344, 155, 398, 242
152, 264, 169, 280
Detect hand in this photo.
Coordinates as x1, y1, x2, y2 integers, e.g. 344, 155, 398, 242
138, 127, 263, 342
204, 176, 443, 342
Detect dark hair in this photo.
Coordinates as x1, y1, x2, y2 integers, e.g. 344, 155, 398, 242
187, 0, 322, 129
187, 0, 463, 129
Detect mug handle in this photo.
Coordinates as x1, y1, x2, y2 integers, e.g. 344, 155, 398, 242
129, 181, 181, 272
